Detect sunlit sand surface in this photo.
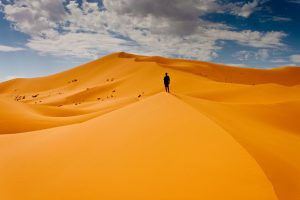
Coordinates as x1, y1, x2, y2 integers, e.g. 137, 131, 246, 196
0, 52, 299, 200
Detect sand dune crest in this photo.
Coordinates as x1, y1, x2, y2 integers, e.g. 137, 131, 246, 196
0, 52, 299, 199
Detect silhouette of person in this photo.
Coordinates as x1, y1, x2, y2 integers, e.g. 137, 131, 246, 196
164, 73, 170, 93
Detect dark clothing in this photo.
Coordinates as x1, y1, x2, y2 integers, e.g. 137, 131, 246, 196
164, 75, 170, 93
164, 75, 170, 86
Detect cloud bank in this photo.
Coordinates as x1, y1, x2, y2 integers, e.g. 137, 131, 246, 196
0, 44, 24, 52
291, 55, 300, 63
0, 0, 287, 61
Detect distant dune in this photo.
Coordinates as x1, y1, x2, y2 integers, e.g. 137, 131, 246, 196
0, 52, 299, 200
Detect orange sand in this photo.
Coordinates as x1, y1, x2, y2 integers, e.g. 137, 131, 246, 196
0, 52, 299, 200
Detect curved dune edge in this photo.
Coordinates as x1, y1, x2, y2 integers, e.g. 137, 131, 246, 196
0, 93, 278, 200
0, 52, 299, 199
179, 95, 300, 200
0, 96, 138, 134
119, 52, 300, 86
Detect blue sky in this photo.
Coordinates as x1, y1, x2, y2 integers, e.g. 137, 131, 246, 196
0, 0, 300, 81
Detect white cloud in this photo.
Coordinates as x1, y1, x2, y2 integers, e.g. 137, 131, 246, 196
0, 44, 25, 52
256, 49, 269, 60
272, 16, 292, 22
229, 0, 259, 18
2, 0, 65, 37
290, 55, 300, 63
27, 32, 127, 59
285, 63, 297, 66
205, 30, 286, 48
233, 51, 252, 61
271, 59, 287, 63
0, 0, 287, 61
287, 0, 300, 4
233, 49, 270, 61
223, 63, 250, 68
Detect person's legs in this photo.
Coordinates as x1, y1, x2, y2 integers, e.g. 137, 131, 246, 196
165, 84, 170, 93
165, 85, 169, 93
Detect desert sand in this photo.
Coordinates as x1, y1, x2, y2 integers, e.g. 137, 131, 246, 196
0, 52, 299, 200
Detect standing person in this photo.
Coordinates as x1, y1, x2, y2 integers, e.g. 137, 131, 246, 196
164, 73, 170, 93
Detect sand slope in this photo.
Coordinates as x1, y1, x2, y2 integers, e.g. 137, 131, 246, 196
0, 52, 299, 200
0, 93, 278, 200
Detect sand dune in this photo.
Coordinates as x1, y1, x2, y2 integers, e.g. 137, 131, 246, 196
0, 52, 299, 199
